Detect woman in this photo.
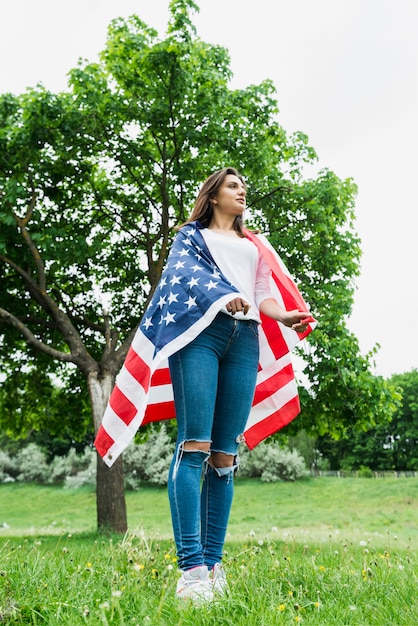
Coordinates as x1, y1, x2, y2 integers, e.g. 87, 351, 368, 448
166, 167, 311, 603
94, 166, 313, 603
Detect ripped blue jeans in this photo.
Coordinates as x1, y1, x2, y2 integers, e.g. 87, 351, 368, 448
168, 312, 259, 571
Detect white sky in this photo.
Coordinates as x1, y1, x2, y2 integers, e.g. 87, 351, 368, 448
1, 0, 417, 378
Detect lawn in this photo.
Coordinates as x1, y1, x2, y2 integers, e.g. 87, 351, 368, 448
1, 477, 417, 546
0, 478, 417, 625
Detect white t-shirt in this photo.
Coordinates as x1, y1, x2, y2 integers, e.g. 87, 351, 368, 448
201, 228, 273, 323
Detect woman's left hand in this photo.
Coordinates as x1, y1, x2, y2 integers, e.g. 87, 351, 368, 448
282, 309, 311, 332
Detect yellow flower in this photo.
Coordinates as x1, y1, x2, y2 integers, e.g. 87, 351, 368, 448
278, 604, 286, 612
288, 590, 293, 596
319, 565, 326, 572
133, 563, 144, 571
164, 553, 171, 560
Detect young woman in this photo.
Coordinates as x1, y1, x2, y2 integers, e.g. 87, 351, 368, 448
95, 166, 313, 604
166, 167, 311, 602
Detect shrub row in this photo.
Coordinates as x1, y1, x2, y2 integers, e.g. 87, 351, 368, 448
0, 427, 309, 488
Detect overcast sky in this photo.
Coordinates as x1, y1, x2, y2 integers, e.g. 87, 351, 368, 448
1, 0, 417, 378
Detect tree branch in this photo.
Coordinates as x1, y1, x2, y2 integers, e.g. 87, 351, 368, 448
0, 254, 97, 371
0, 307, 75, 363
102, 308, 119, 359
247, 185, 292, 209
14, 175, 47, 292
0, 253, 48, 309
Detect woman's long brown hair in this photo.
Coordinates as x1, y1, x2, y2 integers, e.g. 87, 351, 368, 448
176, 167, 247, 237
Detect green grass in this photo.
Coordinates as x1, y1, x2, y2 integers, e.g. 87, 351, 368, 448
1, 478, 417, 545
0, 478, 417, 624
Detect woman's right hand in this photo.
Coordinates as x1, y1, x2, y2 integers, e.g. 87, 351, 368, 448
226, 298, 251, 315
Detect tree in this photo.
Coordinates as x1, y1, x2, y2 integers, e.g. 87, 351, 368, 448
388, 370, 418, 469
0, 0, 398, 531
0, 86, 129, 531
318, 370, 417, 471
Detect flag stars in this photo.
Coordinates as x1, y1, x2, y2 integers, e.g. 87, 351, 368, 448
205, 280, 219, 291
143, 317, 153, 330
179, 248, 189, 257
184, 296, 197, 309
187, 276, 199, 288
186, 276, 199, 289
191, 264, 202, 273
157, 295, 167, 308
163, 311, 176, 325
168, 291, 179, 304
159, 277, 167, 290
170, 275, 181, 286
174, 260, 186, 270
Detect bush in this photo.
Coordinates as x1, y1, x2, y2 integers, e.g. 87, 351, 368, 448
0, 449, 17, 483
239, 442, 309, 482
0, 442, 98, 487
64, 451, 96, 489
357, 464, 373, 478
123, 426, 174, 489
0, 430, 311, 488
15, 443, 50, 484
49, 447, 95, 485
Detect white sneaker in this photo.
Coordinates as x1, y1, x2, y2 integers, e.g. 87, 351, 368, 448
176, 565, 214, 604
210, 563, 229, 595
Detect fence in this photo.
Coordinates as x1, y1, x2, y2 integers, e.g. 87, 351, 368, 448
311, 470, 418, 479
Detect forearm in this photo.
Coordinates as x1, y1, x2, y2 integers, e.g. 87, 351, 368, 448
259, 298, 288, 323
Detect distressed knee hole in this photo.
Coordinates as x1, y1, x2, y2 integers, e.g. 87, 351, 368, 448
182, 439, 211, 453
172, 441, 210, 480
208, 453, 240, 480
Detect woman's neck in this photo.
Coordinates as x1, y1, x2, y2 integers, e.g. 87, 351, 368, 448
207, 216, 235, 232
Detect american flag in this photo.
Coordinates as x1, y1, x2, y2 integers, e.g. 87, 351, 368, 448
94, 222, 316, 467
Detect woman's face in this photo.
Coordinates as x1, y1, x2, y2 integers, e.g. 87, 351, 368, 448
212, 174, 246, 219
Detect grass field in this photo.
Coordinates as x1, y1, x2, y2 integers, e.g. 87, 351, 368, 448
1, 477, 417, 545
0, 477, 417, 624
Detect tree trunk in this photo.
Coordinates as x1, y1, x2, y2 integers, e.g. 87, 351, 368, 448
88, 370, 128, 534
96, 452, 127, 533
